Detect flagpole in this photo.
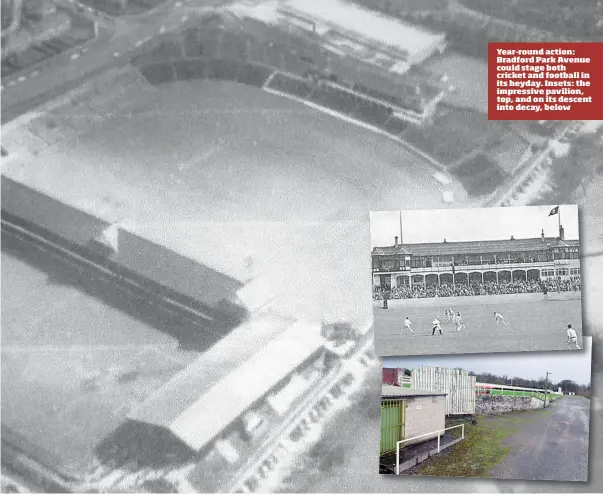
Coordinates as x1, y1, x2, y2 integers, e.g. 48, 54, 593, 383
558, 205, 561, 238
399, 211, 403, 245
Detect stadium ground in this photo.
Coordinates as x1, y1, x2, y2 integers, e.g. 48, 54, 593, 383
373, 292, 583, 356
0, 237, 204, 476
2, 77, 478, 327
0, 75, 477, 480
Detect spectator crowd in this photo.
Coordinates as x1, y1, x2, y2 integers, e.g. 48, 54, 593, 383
373, 277, 581, 300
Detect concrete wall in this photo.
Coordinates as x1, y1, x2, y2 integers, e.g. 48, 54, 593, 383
476, 395, 544, 414
404, 396, 446, 446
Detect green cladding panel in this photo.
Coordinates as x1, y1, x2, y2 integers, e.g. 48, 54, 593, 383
380, 400, 406, 455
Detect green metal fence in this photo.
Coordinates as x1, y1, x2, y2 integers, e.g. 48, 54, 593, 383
380, 400, 406, 455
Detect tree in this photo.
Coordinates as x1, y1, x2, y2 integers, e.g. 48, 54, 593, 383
557, 379, 579, 394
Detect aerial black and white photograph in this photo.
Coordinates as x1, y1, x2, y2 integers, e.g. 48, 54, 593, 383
372, 205, 583, 356
1, 0, 603, 493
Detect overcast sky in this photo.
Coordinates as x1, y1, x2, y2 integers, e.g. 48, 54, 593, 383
383, 337, 592, 385
370, 205, 579, 248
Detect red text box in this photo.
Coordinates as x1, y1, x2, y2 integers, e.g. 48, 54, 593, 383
488, 42, 603, 120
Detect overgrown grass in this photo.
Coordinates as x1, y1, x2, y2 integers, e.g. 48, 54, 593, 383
409, 410, 553, 477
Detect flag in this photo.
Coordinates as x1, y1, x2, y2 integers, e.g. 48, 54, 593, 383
549, 206, 559, 216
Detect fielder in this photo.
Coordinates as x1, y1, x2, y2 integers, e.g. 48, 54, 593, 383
432, 318, 443, 336
494, 311, 507, 327
403, 317, 415, 335
566, 324, 581, 350
455, 312, 465, 332
445, 307, 454, 322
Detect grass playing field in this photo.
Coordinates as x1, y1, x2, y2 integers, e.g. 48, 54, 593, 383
374, 292, 583, 356
1, 74, 476, 479
0, 240, 203, 476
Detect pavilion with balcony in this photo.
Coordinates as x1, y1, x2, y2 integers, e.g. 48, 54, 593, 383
372, 227, 579, 289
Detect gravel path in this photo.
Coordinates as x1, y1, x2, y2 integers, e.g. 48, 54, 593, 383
488, 396, 590, 482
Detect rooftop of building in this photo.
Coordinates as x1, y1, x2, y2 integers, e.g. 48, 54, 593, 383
372, 235, 579, 257
281, 0, 445, 57
129, 320, 325, 451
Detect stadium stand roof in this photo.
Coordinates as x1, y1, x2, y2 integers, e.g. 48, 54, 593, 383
119, 221, 295, 299
282, 0, 444, 59
372, 237, 579, 257
114, 227, 244, 307
128, 320, 324, 451
382, 385, 446, 398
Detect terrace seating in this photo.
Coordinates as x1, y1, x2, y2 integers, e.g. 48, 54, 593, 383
259, 42, 289, 70
139, 62, 176, 85
352, 83, 402, 108
183, 29, 204, 58
279, 51, 313, 77
146, 40, 184, 62
352, 99, 393, 129
311, 84, 359, 116
196, 28, 223, 59
235, 63, 274, 88
173, 59, 208, 81
373, 278, 580, 300
265, 72, 314, 98
204, 58, 242, 81
219, 30, 248, 62
452, 153, 506, 197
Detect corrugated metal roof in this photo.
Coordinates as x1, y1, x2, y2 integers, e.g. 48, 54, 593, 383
130, 320, 325, 451
373, 237, 579, 257
116, 228, 244, 307
127, 314, 295, 427
284, 0, 444, 58
382, 385, 446, 398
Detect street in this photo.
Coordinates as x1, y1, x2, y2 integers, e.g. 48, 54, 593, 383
489, 396, 590, 482
1, 1, 222, 123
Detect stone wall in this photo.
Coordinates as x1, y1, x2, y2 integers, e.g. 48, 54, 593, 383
476, 395, 544, 414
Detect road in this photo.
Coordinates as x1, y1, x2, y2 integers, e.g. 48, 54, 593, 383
489, 396, 590, 482
1, 0, 219, 123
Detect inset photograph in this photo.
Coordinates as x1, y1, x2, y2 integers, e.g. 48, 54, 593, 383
379, 337, 592, 481
372, 205, 582, 356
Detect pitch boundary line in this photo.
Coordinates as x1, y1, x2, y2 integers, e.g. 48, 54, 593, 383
261, 83, 449, 175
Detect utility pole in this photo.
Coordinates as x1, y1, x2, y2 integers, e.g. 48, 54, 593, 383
543, 371, 551, 408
